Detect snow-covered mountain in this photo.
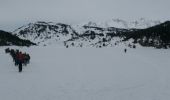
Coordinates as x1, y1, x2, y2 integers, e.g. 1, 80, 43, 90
13, 19, 170, 48
13, 21, 135, 47
79, 18, 161, 29
65, 26, 135, 48
13, 21, 78, 46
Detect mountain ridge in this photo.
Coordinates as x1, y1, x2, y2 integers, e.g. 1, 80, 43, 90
13, 19, 170, 48
78, 18, 161, 29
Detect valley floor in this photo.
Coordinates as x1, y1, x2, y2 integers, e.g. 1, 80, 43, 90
0, 46, 170, 100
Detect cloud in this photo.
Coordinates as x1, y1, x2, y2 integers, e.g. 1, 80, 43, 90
0, 0, 170, 31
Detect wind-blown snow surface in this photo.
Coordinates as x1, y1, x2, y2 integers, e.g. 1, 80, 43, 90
0, 46, 170, 100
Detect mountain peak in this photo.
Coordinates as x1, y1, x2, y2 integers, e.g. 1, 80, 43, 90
13, 21, 78, 46
78, 18, 161, 29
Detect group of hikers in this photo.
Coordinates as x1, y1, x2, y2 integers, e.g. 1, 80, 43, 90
5, 48, 30, 72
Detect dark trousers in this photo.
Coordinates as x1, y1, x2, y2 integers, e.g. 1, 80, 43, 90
19, 62, 22, 72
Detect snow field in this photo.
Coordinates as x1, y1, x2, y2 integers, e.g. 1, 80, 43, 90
0, 46, 170, 100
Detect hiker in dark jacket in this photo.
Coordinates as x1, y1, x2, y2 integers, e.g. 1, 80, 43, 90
17, 52, 25, 72
14, 51, 19, 66
5, 48, 10, 53
124, 48, 127, 53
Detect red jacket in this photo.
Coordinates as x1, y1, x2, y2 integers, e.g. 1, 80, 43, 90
17, 53, 24, 61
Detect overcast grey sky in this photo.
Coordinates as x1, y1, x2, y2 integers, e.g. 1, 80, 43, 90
0, 0, 170, 31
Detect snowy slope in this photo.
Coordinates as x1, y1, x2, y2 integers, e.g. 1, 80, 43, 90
79, 18, 161, 29
13, 18, 161, 43
13, 21, 78, 46
13, 21, 132, 47
65, 26, 136, 48
13, 19, 165, 48
0, 46, 170, 100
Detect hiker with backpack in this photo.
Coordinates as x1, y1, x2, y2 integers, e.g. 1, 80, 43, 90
16, 52, 25, 72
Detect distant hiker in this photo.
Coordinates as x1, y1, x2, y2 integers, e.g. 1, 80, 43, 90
17, 52, 24, 72
23, 53, 30, 66
5, 48, 10, 53
14, 50, 20, 66
124, 48, 127, 53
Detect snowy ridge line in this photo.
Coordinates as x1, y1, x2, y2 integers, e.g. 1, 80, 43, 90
77, 18, 161, 29
13, 20, 170, 49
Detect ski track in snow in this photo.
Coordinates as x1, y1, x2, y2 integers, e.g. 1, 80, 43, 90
0, 46, 170, 100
